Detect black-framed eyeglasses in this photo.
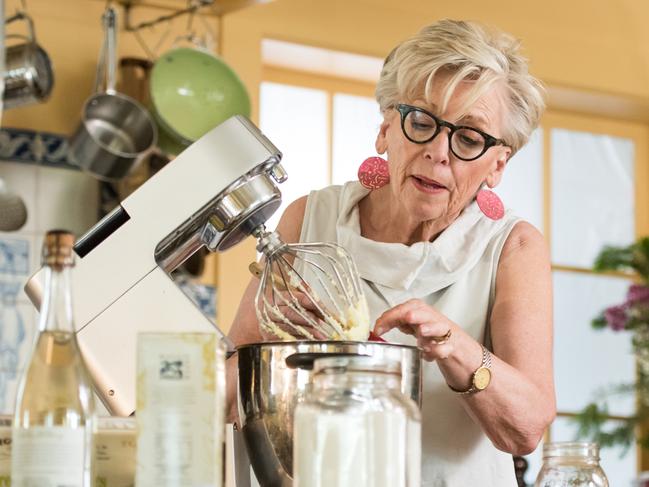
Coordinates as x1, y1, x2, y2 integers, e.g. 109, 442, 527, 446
395, 104, 508, 161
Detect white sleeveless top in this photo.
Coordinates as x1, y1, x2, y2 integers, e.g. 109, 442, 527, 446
299, 181, 521, 487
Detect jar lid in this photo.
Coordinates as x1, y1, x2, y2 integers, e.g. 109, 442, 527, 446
542, 441, 600, 460
313, 355, 402, 376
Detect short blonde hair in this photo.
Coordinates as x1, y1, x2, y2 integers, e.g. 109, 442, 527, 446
375, 19, 545, 155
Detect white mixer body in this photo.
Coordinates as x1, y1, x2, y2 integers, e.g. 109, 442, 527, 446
24, 116, 285, 417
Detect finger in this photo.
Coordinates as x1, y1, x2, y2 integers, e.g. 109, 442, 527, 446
395, 323, 417, 336
401, 307, 443, 327
374, 299, 427, 335
418, 342, 454, 362
417, 323, 453, 341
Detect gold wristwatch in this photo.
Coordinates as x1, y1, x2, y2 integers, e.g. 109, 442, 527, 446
448, 345, 492, 395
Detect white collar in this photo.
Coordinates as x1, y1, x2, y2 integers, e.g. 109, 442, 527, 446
335, 181, 517, 295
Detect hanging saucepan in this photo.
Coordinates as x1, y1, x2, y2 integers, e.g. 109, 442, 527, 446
149, 42, 251, 156
3, 11, 54, 110
68, 7, 157, 182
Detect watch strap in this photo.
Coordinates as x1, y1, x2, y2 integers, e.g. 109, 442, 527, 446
448, 345, 492, 395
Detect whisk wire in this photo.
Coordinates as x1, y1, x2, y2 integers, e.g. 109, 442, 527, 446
290, 252, 347, 323
252, 228, 369, 341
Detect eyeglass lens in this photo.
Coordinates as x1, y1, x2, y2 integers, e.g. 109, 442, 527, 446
404, 109, 488, 160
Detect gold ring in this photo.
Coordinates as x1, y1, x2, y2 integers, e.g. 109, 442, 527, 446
430, 329, 452, 345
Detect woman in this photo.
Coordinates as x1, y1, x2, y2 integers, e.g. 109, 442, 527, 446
228, 19, 555, 486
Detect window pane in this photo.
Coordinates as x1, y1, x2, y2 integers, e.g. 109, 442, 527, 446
497, 128, 544, 232
551, 128, 635, 268
550, 416, 636, 486
331, 93, 383, 186
260, 82, 330, 230
553, 270, 635, 416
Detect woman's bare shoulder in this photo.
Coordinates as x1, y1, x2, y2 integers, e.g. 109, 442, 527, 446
275, 196, 308, 244
500, 220, 549, 264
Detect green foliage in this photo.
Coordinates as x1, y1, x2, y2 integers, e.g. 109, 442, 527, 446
591, 312, 608, 329
593, 237, 649, 282
573, 402, 638, 454
574, 237, 649, 452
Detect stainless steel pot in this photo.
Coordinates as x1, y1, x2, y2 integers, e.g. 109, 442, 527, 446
3, 12, 54, 110
237, 341, 422, 487
68, 7, 156, 182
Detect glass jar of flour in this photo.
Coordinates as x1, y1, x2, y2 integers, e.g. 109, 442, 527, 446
293, 356, 421, 487
534, 442, 609, 487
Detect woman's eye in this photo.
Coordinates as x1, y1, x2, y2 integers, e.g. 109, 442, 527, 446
457, 133, 482, 147
412, 122, 434, 131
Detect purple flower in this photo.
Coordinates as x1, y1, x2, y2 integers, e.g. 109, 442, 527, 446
604, 304, 629, 331
627, 284, 649, 306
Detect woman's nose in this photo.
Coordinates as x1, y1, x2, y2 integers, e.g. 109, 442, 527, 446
423, 128, 451, 165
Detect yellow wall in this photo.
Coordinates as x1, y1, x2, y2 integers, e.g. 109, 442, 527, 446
222, 0, 649, 101
6, 0, 649, 330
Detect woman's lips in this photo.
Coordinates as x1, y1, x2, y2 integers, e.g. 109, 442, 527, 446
410, 175, 448, 194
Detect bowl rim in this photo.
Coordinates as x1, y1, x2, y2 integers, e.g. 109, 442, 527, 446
236, 340, 420, 352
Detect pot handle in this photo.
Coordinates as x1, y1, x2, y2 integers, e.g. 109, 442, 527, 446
94, 7, 118, 95
4, 11, 36, 43
285, 352, 369, 370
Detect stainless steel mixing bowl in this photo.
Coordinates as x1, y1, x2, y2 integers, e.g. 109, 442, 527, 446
237, 341, 422, 487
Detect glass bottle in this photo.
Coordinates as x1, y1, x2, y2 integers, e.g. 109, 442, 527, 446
534, 442, 609, 487
293, 356, 421, 487
11, 230, 95, 487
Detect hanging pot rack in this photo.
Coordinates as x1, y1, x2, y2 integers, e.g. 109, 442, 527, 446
121, 0, 214, 33
119, 0, 217, 60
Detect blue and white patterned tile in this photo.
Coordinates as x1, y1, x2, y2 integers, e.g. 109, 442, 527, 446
0, 287, 37, 414
176, 275, 218, 320
0, 236, 29, 275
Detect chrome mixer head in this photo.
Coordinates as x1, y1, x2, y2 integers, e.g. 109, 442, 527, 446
251, 226, 370, 341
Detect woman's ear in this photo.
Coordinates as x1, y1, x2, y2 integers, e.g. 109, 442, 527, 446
375, 117, 390, 154
485, 147, 510, 188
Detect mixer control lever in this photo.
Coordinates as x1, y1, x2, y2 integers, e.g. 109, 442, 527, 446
269, 163, 288, 183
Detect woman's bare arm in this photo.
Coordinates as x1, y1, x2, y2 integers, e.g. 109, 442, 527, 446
454, 221, 556, 454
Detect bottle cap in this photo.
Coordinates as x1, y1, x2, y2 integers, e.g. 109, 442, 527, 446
42, 229, 75, 267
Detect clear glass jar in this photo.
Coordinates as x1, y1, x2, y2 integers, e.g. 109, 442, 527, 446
293, 356, 421, 487
632, 471, 649, 487
534, 442, 609, 487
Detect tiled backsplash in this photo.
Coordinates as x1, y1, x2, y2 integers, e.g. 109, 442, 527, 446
0, 161, 100, 413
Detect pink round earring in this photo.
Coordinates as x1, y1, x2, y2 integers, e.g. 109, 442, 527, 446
358, 156, 390, 190
476, 189, 504, 220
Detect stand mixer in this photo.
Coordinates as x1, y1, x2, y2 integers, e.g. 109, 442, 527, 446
24, 115, 287, 417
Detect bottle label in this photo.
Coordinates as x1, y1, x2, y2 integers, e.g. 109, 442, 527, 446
11, 426, 86, 487
135, 333, 225, 487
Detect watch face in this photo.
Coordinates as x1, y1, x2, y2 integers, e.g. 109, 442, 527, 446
474, 367, 491, 390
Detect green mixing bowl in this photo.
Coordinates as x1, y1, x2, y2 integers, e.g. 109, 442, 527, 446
150, 47, 251, 153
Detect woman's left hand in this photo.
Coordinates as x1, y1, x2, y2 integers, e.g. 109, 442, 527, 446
374, 298, 458, 361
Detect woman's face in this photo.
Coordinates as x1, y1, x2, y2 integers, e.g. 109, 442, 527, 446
375, 78, 512, 225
